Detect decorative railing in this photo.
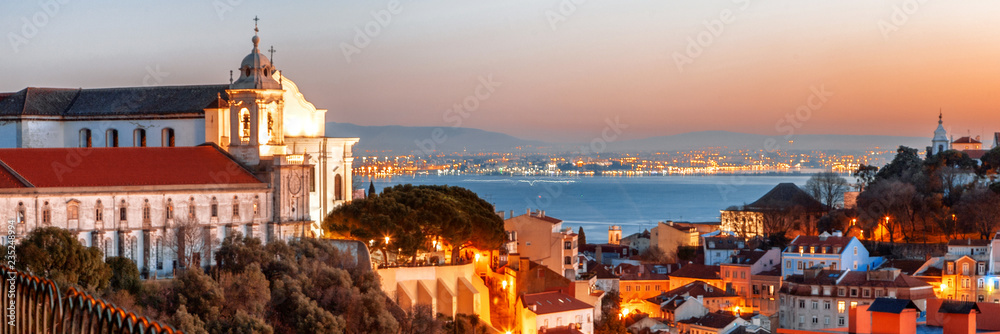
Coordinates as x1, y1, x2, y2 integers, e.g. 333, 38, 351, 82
0, 266, 182, 334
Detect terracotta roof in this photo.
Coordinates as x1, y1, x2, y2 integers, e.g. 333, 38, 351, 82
584, 261, 619, 279
746, 183, 825, 212
964, 149, 988, 160
879, 259, 927, 275
952, 136, 981, 144
782, 270, 932, 297
0, 162, 27, 188
649, 280, 728, 307
678, 311, 738, 329
728, 250, 769, 266
538, 326, 584, 334
521, 291, 593, 315
0, 85, 228, 117
947, 239, 991, 247
0, 145, 261, 188
786, 235, 854, 253
618, 263, 672, 281
670, 264, 720, 280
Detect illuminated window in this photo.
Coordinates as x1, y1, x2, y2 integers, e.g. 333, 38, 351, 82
837, 301, 845, 313
166, 199, 174, 220
240, 108, 251, 143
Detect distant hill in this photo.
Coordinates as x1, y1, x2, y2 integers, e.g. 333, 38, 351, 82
327, 123, 932, 155
325, 122, 548, 155
606, 131, 930, 153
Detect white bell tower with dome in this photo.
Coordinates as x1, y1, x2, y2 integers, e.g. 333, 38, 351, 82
931, 111, 950, 155
226, 19, 286, 166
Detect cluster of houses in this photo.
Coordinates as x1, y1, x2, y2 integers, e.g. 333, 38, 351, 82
461, 182, 1000, 334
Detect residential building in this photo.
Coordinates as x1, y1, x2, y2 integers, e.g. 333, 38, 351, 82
778, 268, 934, 330
781, 231, 874, 278
505, 210, 579, 279
643, 281, 739, 321
913, 238, 1000, 303
677, 311, 748, 334
704, 236, 748, 266
617, 263, 672, 313
721, 248, 780, 312
650, 221, 699, 261
517, 291, 595, 334
621, 229, 650, 255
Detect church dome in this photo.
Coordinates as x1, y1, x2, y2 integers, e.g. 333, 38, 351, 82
933, 113, 948, 142
231, 29, 281, 90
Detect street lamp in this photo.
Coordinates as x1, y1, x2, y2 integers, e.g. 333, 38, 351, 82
384, 236, 391, 244
883, 216, 890, 242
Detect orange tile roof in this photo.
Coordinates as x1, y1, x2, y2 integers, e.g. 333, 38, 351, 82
522, 291, 593, 315
0, 145, 261, 188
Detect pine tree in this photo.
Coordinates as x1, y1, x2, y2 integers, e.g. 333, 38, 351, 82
578, 227, 587, 245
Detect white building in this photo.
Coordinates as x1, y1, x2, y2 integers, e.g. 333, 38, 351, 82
931, 112, 951, 155
781, 232, 876, 278
0, 26, 358, 230
517, 291, 595, 334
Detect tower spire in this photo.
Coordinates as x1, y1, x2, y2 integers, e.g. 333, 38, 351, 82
253, 16, 260, 34
939, 108, 942, 124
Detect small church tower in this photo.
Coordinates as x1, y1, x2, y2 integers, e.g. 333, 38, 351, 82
227, 19, 286, 166
931, 111, 949, 155
608, 225, 622, 245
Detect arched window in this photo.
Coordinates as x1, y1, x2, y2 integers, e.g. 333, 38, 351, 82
41, 201, 51, 225
106, 129, 119, 147
142, 200, 151, 223
79, 129, 92, 148
67, 201, 79, 220
166, 199, 174, 220
334, 174, 343, 201
232, 196, 240, 217
119, 199, 127, 222
134, 128, 146, 147
188, 197, 196, 220
253, 195, 260, 217
239, 108, 251, 143
210, 197, 218, 218
162, 128, 175, 147
95, 200, 103, 222
16, 202, 25, 224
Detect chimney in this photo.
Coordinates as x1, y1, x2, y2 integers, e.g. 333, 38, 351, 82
596, 246, 603, 265
540, 210, 545, 217
510, 210, 514, 219
527, 208, 531, 215
849, 304, 872, 334
497, 211, 506, 219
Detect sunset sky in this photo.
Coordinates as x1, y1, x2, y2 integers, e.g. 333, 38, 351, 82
3, 0, 1000, 142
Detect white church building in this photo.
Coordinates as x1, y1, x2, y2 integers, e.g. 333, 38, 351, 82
0, 26, 358, 277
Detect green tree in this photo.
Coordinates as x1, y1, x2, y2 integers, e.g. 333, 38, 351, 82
15, 227, 111, 292
578, 227, 587, 245
172, 305, 209, 334
853, 164, 879, 191
215, 233, 269, 274
219, 263, 271, 318
206, 309, 273, 334
979, 147, 1000, 179
874, 146, 923, 184
107, 256, 142, 295
172, 269, 224, 321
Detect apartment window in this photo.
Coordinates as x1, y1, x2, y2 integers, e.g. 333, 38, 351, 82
963, 278, 970, 289
824, 316, 830, 325
978, 279, 984, 289
838, 288, 845, 296
838, 301, 845, 313
963, 263, 970, 276
798, 262, 804, 270
850, 288, 858, 297
799, 315, 805, 324
786, 260, 792, 268
564, 241, 571, 249
812, 301, 819, 309
863, 289, 870, 298
799, 300, 805, 309
646, 285, 650, 291
564, 256, 571, 265
875, 289, 883, 297
812, 316, 818, 324
741, 272, 745, 279
853, 246, 857, 255
838, 317, 845, 326
753, 285, 760, 295
824, 301, 831, 310
726, 270, 730, 278
978, 263, 986, 275
979, 295, 985, 302
626, 285, 631, 292
947, 262, 955, 275
831, 262, 838, 270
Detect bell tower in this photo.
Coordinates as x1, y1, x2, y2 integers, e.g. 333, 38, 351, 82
227, 17, 286, 166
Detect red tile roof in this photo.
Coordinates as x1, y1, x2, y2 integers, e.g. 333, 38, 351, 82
787, 235, 854, 253
0, 145, 261, 188
953, 136, 981, 144
0, 162, 27, 188
670, 264, 720, 280
521, 291, 593, 315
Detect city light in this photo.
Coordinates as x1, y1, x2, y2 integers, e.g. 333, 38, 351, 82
384, 236, 391, 244
475, 253, 481, 262
940, 283, 948, 291
621, 308, 630, 318
501, 280, 507, 290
